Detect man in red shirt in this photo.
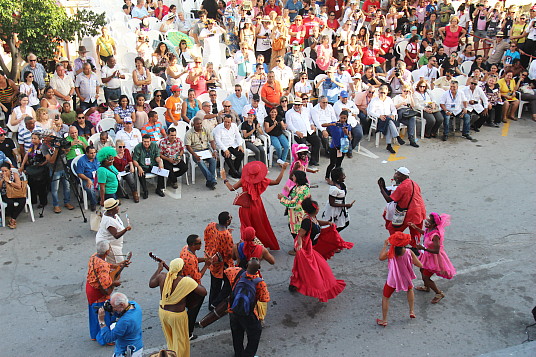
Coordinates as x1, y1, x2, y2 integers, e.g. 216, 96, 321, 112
378, 167, 427, 247
362, 0, 381, 22
264, 0, 281, 16
302, 8, 323, 39
378, 28, 396, 69
180, 234, 212, 339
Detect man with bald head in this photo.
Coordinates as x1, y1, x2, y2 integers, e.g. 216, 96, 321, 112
217, 100, 240, 124
21, 53, 46, 90
149, 258, 207, 354
50, 64, 75, 106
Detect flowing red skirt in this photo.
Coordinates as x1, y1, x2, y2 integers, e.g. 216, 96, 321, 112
239, 198, 280, 250
313, 225, 354, 260
290, 233, 346, 302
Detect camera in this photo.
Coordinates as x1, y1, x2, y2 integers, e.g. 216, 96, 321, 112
394, 67, 401, 77
45, 134, 71, 150
93, 300, 113, 313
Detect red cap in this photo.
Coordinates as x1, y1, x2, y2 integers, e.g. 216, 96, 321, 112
171, 85, 181, 92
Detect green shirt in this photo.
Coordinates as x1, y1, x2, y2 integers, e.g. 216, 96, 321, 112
132, 142, 160, 169
417, 55, 429, 67
66, 136, 89, 160
97, 165, 119, 194
61, 111, 76, 125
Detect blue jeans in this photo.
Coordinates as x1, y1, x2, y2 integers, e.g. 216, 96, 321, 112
269, 134, 290, 162
83, 184, 98, 206
397, 116, 416, 140
195, 155, 217, 184
351, 125, 363, 149
79, 100, 97, 111
50, 169, 71, 207
442, 111, 471, 136
103, 87, 121, 103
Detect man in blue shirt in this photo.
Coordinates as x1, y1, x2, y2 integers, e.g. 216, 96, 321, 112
318, 67, 344, 104
131, 0, 150, 21
97, 292, 144, 357
75, 146, 100, 211
225, 84, 249, 120
285, 0, 303, 22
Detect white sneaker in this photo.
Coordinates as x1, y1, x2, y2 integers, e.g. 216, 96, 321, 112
276, 159, 285, 165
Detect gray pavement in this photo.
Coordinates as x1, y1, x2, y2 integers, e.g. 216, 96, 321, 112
0, 116, 535, 357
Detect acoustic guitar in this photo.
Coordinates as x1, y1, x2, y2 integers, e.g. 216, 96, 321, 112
148, 252, 204, 310
110, 251, 132, 281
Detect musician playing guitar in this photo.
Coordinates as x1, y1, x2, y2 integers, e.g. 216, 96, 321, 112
86, 241, 130, 341
149, 256, 207, 356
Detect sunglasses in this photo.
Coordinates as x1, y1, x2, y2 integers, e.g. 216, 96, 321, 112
235, 89, 241, 91
281, 99, 288, 102
418, 85, 426, 88
224, 105, 231, 107
0, 133, 5, 136
27, 75, 34, 78
117, 145, 126, 148
77, 116, 85, 119
155, 94, 162, 97
29, 60, 37, 62
470, 82, 478, 85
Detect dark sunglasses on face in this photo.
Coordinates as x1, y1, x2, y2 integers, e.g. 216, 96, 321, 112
117, 145, 126, 148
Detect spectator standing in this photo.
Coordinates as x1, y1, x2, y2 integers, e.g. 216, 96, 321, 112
75, 63, 100, 111
100, 57, 125, 103
95, 27, 116, 65
49, 64, 75, 107
21, 53, 46, 91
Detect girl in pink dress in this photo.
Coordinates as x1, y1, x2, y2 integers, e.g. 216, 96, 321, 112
282, 144, 318, 196
409, 212, 456, 304
377, 232, 422, 327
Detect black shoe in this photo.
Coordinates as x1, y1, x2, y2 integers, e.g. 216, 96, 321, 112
170, 182, 179, 189
142, 191, 149, 199
410, 141, 419, 148
442, 135, 448, 141
194, 322, 201, 328
346, 151, 353, 158
155, 189, 165, 197
472, 127, 480, 132
89, 204, 96, 211
206, 181, 216, 190
289, 285, 298, 292
493, 123, 500, 128
396, 137, 405, 145
310, 162, 320, 166
462, 134, 473, 140
386, 144, 396, 154
189, 334, 198, 341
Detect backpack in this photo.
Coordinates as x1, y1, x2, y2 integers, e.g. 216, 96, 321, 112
230, 270, 263, 316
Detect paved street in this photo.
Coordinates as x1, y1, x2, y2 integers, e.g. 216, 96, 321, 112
0, 116, 535, 357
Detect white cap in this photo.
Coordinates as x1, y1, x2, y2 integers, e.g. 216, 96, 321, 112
395, 167, 410, 176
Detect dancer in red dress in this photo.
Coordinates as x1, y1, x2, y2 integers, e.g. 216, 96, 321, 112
221, 161, 289, 250
290, 197, 346, 302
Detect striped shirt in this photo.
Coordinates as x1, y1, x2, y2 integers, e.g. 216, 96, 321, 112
141, 122, 165, 141
18, 124, 42, 154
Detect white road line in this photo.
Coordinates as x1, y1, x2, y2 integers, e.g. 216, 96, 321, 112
357, 147, 379, 159
143, 329, 231, 355
455, 259, 514, 276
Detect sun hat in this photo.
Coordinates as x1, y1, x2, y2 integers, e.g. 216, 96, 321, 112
103, 198, 120, 211
241, 161, 268, 184
295, 144, 309, 154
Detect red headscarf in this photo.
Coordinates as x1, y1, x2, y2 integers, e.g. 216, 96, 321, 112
387, 232, 411, 259
241, 226, 263, 260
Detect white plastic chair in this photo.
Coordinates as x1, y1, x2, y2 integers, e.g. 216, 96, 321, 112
197, 93, 211, 103
127, 18, 142, 31
146, 17, 161, 31
367, 115, 406, 147
122, 52, 138, 73
149, 75, 166, 96
0, 170, 35, 227
459, 61, 473, 76
153, 107, 168, 126
395, 40, 408, 58
430, 88, 445, 103
71, 155, 89, 210
517, 91, 529, 118
96, 118, 117, 133
88, 132, 101, 147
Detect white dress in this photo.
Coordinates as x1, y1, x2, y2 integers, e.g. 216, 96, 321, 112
96, 214, 125, 264
321, 185, 349, 228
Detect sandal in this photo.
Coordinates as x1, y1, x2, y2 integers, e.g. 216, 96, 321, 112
288, 249, 296, 256
431, 291, 445, 304
8, 219, 16, 229
376, 318, 387, 327
409, 312, 416, 319
415, 286, 430, 292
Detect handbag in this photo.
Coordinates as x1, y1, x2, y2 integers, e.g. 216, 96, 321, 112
6, 180, 28, 199
25, 165, 49, 182
273, 37, 285, 51
391, 182, 415, 228
90, 207, 102, 232
233, 191, 252, 208
400, 107, 420, 119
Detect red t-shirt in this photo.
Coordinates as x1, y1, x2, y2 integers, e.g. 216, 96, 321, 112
390, 179, 427, 225
303, 17, 323, 38
363, 0, 380, 22
264, 4, 281, 16
327, 18, 340, 30
289, 24, 306, 44
379, 35, 394, 54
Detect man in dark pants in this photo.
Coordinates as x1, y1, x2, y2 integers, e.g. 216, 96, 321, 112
229, 258, 269, 357
214, 115, 244, 178
180, 234, 212, 340
285, 98, 321, 166
132, 135, 165, 198
159, 127, 188, 189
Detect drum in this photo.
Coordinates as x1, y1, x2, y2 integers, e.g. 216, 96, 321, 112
198, 300, 228, 328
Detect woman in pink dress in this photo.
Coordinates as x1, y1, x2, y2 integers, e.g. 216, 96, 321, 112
409, 212, 456, 304
289, 197, 346, 302
282, 144, 318, 196
316, 35, 334, 73
377, 232, 422, 327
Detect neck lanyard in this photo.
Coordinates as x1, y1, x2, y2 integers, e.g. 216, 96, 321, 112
449, 91, 457, 103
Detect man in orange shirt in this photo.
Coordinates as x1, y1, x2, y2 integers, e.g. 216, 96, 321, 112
203, 212, 235, 310
180, 234, 212, 340
260, 71, 282, 109
165, 85, 182, 126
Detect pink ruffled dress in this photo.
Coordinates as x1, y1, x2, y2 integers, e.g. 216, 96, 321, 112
419, 229, 456, 279
386, 249, 417, 292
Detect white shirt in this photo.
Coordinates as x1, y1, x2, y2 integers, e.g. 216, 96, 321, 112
440, 90, 467, 116
96, 214, 124, 252
415, 65, 439, 84
367, 96, 397, 118
49, 73, 74, 98
100, 65, 123, 89
285, 107, 313, 135
242, 104, 267, 124
335, 71, 353, 91
294, 81, 313, 95
462, 86, 488, 114
272, 65, 294, 89
214, 122, 243, 151
311, 103, 337, 131
115, 128, 142, 152
333, 99, 360, 127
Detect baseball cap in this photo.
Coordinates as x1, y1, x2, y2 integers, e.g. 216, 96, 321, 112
411, 26, 418, 31
340, 90, 349, 98
395, 167, 410, 176
247, 108, 256, 115
425, 46, 433, 52
171, 85, 181, 92
0, 127, 6, 135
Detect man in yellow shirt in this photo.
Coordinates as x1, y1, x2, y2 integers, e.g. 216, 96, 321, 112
96, 27, 116, 65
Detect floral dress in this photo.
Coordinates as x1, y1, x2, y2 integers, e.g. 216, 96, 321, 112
279, 184, 311, 234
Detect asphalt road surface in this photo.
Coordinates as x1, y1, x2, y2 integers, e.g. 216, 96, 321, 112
0, 116, 534, 357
